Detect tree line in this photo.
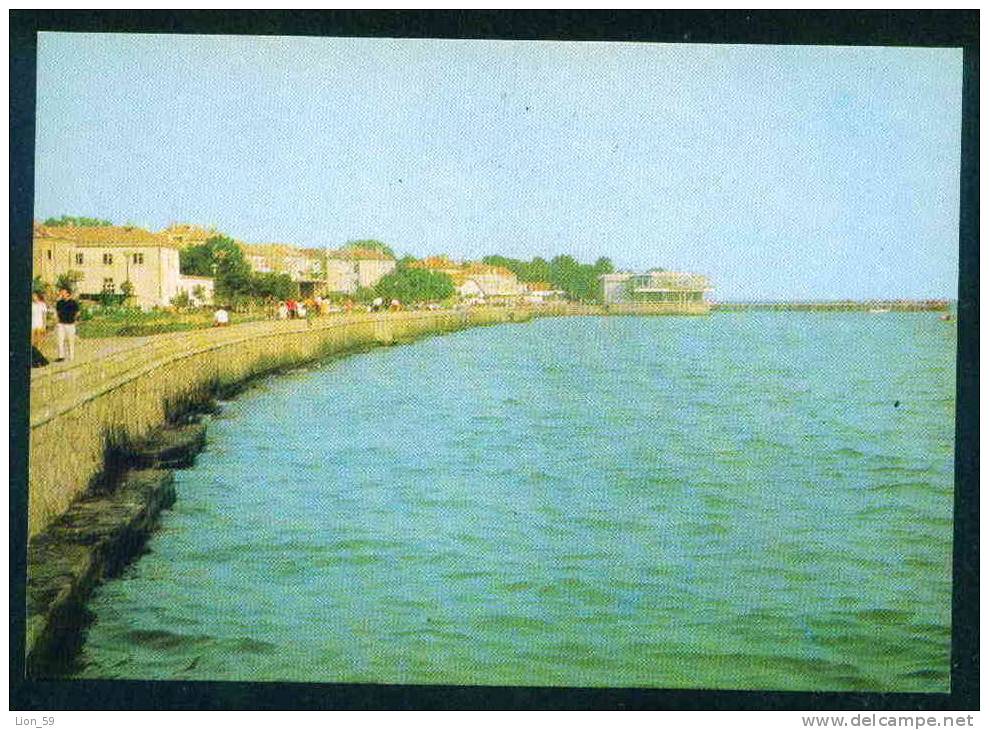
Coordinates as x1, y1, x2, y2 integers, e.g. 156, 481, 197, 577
372, 253, 613, 304
180, 235, 301, 304
481, 254, 615, 302
43, 215, 114, 227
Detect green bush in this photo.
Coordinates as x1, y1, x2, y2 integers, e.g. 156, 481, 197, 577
374, 267, 454, 304
76, 307, 264, 338
55, 270, 83, 294
171, 290, 192, 309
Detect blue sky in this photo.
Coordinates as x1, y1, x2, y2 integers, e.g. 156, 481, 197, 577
35, 33, 962, 299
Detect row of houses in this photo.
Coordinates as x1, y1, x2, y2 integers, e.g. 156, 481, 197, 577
31, 223, 400, 308
239, 241, 398, 296
407, 256, 564, 303
32, 222, 712, 308
409, 258, 715, 305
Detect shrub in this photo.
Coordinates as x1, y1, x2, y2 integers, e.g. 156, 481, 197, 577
171, 290, 192, 309
55, 270, 83, 294
374, 267, 455, 304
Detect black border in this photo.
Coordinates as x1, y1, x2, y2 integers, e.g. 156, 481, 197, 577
9, 10, 979, 711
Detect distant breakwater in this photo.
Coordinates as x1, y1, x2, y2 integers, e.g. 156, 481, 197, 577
711, 300, 950, 312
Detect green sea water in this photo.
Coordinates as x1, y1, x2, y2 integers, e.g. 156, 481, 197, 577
75, 313, 957, 691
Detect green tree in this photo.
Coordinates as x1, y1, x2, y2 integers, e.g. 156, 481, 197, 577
213, 240, 253, 300
549, 255, 607, 302
481, 254, 519, 272
120, 280, 135, 302
480, 252, 611, 301
343, 239, 396, 259
43, 215, 113, 227
32, 276, 48, 297
55, 270, 83, 294
249, 272, 298, 301
524, 256, 554, 282
179, 243, 216, 276
374, 268, 455, 303
178, 235, 253, 303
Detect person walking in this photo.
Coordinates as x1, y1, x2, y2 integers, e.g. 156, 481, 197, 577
31, 291, 50, 367
31, 292, 49, 349
54, 287, 80, 362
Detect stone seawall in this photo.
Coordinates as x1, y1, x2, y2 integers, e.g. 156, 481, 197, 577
28, 307, 529, 539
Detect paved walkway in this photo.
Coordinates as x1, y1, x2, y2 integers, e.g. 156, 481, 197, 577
32, 330, 154, 379
27, 311, 465, 428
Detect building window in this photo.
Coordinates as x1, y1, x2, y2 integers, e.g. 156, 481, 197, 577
74, 253, 84, 265
133, 253, 144, 265
103, 253, 113, 265
102, 278, 114, 293
46, 249, 52, 260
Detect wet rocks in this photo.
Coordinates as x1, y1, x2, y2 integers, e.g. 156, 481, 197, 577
25, 419, 212, 676
127, 422, 207, 469
26, 469, 175, 676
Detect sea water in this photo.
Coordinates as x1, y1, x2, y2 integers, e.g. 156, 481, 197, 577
74, 313, 956, 691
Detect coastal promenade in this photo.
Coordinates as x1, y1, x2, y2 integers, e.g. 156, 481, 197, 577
27, 300, 715, 537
